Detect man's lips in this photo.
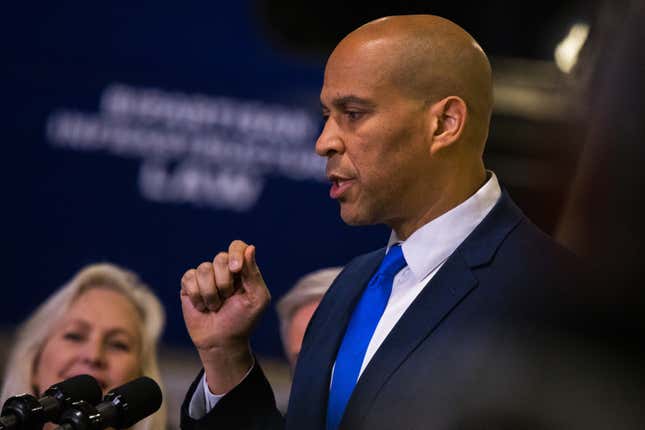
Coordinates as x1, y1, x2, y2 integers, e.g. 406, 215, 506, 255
328, 175, 355, 199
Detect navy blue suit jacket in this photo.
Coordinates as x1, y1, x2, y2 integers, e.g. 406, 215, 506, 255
181, 191, 578, 429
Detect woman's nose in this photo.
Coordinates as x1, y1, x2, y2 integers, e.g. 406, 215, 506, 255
81, 338, 106, 367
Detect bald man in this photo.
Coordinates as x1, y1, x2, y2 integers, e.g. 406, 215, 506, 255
179, 15, 577, 430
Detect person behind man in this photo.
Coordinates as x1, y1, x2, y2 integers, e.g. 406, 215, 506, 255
179, 15, 577, 430
277, 267, 343, 370
1, 263, 167, 430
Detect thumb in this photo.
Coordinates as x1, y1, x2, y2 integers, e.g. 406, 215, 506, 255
240, 245, 265, 293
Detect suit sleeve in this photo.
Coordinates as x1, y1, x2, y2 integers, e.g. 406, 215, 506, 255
180, 361, 285, 430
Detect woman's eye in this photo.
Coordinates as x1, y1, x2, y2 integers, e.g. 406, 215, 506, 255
108, 341, 131, 352
63, 332, 84, 342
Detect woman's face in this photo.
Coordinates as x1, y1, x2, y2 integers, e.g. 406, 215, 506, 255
32, 287, 143, 395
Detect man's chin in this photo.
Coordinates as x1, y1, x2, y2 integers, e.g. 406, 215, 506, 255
339, 205, 372, 226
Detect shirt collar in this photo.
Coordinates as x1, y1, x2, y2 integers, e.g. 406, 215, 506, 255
387, 171, 502, 282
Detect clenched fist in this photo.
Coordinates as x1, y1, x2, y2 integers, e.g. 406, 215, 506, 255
180, 240, 271, 394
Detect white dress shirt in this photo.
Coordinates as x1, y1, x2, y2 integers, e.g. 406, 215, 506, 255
358, 172, 501, 377
190, 172, 501, 418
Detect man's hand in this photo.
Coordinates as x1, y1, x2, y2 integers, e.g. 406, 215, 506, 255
180, 240, 270, 394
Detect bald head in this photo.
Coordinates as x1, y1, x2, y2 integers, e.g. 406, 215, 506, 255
317, 15, 491, 236
329, 15, 493, 149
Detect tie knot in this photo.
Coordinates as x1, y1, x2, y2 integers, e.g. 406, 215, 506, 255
377, 244, 407, 278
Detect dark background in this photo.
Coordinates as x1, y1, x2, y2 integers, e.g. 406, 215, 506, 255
4, 0, 591, 358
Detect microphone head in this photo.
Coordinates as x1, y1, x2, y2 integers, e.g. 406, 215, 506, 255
0, 375, 102, 427
103, 376, 162, 428
44, 374, 103, 407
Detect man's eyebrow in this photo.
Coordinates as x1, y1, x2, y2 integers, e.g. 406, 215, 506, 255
320, 95, 376, 110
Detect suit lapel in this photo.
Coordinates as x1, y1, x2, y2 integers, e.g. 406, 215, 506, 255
340, 190, 523, 428
340, 253, 477, 428
286, 248, 385, 429
288, 190, 524, 429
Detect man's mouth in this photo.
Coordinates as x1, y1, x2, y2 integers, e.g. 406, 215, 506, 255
328, 175, 355, 199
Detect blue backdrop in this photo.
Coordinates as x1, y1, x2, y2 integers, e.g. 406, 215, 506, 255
5, 2, 389, 358
5, 1, 584, 358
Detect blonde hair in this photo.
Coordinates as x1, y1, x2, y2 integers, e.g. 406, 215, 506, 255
0, 263, 167, 430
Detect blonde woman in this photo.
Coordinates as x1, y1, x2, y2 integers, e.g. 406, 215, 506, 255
1, 263, 167, 430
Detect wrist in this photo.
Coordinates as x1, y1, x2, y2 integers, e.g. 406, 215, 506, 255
198, 342, 254, 394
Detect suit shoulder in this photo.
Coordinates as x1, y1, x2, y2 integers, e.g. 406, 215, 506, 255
506, 217, 579, 267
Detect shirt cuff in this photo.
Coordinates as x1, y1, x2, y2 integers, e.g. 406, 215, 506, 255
187, 361, 255, 419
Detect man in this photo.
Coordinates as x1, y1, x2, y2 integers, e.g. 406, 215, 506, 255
276, 267, 343, 370
179, 15, 576, 430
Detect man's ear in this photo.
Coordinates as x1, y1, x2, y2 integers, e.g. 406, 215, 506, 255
428, 96, 467, 155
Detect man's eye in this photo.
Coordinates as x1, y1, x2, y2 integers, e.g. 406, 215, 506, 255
346, 111, 364, 121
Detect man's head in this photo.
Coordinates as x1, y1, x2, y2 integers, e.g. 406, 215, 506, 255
276, 267, 342, 370
316, 15, 493, 239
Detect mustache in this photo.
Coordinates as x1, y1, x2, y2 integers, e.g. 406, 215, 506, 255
325, 160, 354, 180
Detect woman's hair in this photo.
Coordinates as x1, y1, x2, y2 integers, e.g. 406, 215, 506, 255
0, 263, 167, 430
276, 266, 342, 352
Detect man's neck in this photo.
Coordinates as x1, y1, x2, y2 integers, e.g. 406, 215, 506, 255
390, 169, 488, 240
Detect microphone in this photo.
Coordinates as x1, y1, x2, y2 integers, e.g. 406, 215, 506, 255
54, 376, 162, 430
0, 374, 102, 430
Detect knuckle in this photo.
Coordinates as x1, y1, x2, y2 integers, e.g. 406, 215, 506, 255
181, 269, 196, 285
197, 262, 212, 274
214, 252, 229, 265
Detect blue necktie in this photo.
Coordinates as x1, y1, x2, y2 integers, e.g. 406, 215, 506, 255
326, 244, 407, 430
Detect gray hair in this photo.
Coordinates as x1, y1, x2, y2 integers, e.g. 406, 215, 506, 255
276, 267, 342, 350
0, 263, 167, 430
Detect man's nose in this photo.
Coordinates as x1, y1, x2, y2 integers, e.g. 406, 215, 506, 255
315, 117, 344, 158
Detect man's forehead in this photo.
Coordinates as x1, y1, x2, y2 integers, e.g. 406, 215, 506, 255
320, 63, 391, 107
320, 37, 406, 102
326, 37, 393, 74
